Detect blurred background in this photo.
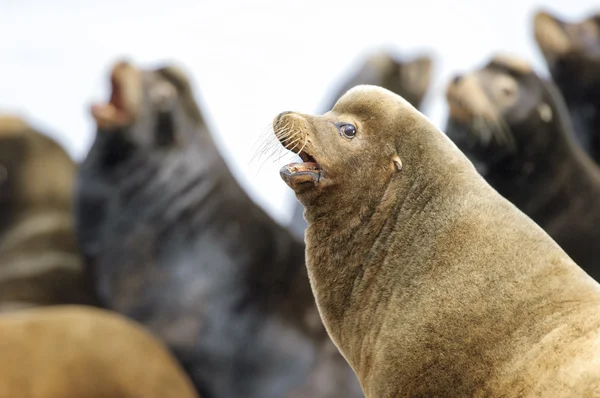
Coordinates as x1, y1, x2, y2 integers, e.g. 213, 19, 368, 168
1, 0, 597, 224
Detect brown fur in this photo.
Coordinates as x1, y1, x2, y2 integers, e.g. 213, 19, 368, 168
273, 85, 600, 397
0, 305, 198, 397
0, 115, 97, 309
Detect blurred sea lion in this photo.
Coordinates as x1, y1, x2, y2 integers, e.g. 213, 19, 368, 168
289, 50, 433, 240
0, 305, 198, 398
533, 9, 600, 164
0, 115, 97, 311
75, 61, 363, 398
445, 54, 600, 281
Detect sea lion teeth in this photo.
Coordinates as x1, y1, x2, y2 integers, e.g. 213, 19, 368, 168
280, 162, 321, 190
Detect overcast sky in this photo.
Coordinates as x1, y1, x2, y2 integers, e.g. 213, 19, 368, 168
1, 0, 597, 225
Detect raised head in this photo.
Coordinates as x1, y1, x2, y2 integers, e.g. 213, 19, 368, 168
273, 85, 470, 224
533, 10, 600, 93
445, 53, 568, 175
331, 51, 433, 110
90, 60, 206, 163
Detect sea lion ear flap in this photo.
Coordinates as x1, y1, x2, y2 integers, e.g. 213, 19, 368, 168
538, 103, 553, 123
392, 154, 403, 172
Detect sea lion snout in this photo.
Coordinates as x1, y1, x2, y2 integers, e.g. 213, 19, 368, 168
273, 112, 323, 193
274, 111, 293, 130
90, 60, 143, 130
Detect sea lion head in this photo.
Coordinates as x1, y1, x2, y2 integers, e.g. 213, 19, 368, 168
0, 115, 75, 236
445, 54, 564, 176
273, 85, 456, 222
340, 51, 433, 109
90, 60, 206, 162
533, 10, 600, 94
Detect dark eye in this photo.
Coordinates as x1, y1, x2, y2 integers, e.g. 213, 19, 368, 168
502, 87, 514, 97
155, 111, 176, 146
339, 124, 357, 139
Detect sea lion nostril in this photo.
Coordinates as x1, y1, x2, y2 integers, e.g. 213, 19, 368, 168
276, 111, 293, 127
452, 74, 463, 85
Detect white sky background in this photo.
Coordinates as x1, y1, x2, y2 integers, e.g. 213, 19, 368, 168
1, 0, 597, 225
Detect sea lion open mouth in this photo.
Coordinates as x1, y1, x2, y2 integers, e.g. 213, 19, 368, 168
272, 111, 323, 191
279, 150, 322, 191
91, 61, 142, 130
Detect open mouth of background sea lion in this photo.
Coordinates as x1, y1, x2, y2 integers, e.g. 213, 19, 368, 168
273, 112, 323, 191
91, 61, 142, 130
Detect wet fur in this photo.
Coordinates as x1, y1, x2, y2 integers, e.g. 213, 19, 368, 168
0, 116, 98, 309
276, 85, 600, 397
445, 58, 600, 282
75, 64, 363, 398
0, 305, 198, 398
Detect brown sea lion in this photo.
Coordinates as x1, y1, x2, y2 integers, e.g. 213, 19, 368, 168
0, 115, 97, 311
273, 85, 600, 397
444, 54, 600, 281
289, 50, 433, 240
75, 61, 363, 398
533, 9, 600, 163
0, 305, 198, 398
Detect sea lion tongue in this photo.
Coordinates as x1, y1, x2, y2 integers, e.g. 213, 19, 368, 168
90, 60, 142, 130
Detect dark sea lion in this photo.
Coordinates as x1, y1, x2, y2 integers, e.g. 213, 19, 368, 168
445, 54, 600, 281
273, 84, 600, 397
289, 51, 433, 240
75, 61, 363, 398
533, 9, 600, 163
0, 115, 98, 311
0, 305, 198, 398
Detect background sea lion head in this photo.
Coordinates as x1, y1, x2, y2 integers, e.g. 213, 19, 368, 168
533, 9, 600, 94
445, 54, 564, 176
90, 60, 207, 165
273, 84, 453, 221
334, 51, 433, 109
0, 115, 75, 237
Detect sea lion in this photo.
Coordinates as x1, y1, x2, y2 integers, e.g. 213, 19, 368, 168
272, 84, 600, 397
289, 51, 433, 240
0, 115, 98, 311
0, 305, 198, 398
444, 54, 600, 281
533, 9, 600, 163
75, 61, 363, 398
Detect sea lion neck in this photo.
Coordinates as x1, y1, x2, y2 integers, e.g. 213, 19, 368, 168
303, 120, 481, 371
557, 84, 600, 163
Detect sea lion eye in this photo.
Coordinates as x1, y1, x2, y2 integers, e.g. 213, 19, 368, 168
155, 111, 176, 147
339, 124, 357, 139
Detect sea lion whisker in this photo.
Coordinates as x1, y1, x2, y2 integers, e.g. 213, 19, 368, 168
296, 133, 309, 157
496, 117, 516, 151
250, 123, 292, 164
